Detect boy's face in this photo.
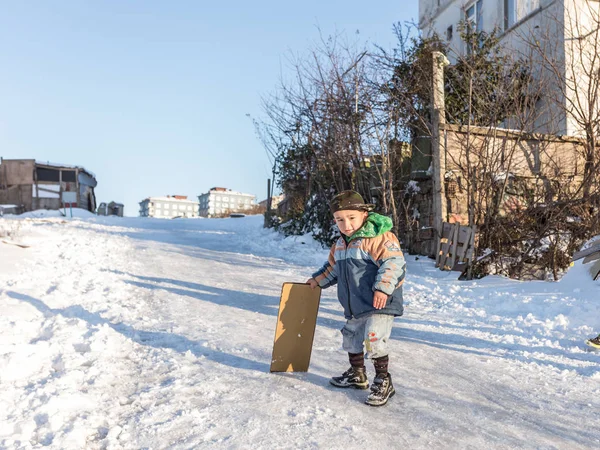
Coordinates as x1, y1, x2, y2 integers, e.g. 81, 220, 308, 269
333, 209, 368, 237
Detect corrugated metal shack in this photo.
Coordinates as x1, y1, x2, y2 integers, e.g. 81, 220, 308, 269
0, 158, 98, 213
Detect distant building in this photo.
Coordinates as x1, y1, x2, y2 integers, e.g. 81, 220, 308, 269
0, 158, 97, 213
198, 187, 256, 217
259, 194, 284, 210
0, 204, 24, 216
139, 195, 199, 218
98, 201, 124, 217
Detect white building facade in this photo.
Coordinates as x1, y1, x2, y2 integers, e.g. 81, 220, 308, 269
198, 187, 256, 217
139, 195, 199, 218
419, 1, 561, 58
419, 0, 600, 137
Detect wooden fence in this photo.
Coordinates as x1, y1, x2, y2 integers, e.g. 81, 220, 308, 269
436, 222, 476, 273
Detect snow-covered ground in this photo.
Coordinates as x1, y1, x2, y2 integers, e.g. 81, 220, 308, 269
1, 212, 600, 449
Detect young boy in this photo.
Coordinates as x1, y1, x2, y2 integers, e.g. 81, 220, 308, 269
307, 190, 406, 406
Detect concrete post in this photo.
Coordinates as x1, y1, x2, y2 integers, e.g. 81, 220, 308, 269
431, 51, 450, 245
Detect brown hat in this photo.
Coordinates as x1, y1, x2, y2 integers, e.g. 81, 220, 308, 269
330, 190, 374, 213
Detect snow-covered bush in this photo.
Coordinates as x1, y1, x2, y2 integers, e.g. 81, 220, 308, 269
475, 200, 600, 280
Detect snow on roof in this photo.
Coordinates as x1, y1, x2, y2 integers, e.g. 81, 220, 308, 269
206, 189, 256, 198
141, 196, 199, 204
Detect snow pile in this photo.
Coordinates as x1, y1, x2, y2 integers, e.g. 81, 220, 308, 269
11, 208, 98, 219
406, 180, 421, 193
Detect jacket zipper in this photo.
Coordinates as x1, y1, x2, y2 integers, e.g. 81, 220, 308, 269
344, 239, 353, 317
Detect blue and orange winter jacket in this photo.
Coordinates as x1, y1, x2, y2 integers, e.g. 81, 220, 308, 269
312, 213, 407, 319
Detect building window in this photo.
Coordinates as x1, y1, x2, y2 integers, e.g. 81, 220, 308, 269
36, 167, 60, 182
466, 0, 483, 33
446, 25, 453, 41
505, 0, 540, 30
61, 170, 76, 182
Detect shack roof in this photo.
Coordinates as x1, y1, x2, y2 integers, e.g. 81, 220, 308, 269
35, 160, 97, 179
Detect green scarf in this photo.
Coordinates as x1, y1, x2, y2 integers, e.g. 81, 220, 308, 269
346, 212, 393, 242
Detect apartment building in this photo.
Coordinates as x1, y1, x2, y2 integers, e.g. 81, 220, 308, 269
419, 0, 600, 136
420, 1, 561, 58
198, 187, 256, 217
139, 195, 199, 218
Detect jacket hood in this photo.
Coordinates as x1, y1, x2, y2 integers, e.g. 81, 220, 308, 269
347, 212, 393, 241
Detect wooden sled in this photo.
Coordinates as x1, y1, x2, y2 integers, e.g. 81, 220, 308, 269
270, 283, 321, 372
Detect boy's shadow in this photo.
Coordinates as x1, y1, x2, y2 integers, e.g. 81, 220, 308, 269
110, 271, 346, 332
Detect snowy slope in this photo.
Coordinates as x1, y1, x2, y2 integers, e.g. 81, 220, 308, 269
1, 213, 600, 449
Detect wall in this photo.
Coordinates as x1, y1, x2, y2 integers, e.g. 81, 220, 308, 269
0, 160, 35, 209
420, 0, 505, 61
407, 122, 588, 254
1, 159, 35, 185
562, 0, 600, 137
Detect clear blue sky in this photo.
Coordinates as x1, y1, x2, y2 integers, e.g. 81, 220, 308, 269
0, 1, 419, 216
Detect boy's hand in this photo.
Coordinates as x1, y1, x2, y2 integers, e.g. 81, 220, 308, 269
306, 278, 319, 289
373, 290, 388, 309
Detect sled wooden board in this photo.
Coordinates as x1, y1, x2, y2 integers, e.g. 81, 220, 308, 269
270, 282, 321, 372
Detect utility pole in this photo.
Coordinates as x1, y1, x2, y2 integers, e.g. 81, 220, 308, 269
264, 178, 272, 228
431, 51, 450, 250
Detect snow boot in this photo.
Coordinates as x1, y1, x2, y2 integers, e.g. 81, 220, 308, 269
365, 373, 395, 406
329, 366, 369, 389
586, 335, 600, 349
